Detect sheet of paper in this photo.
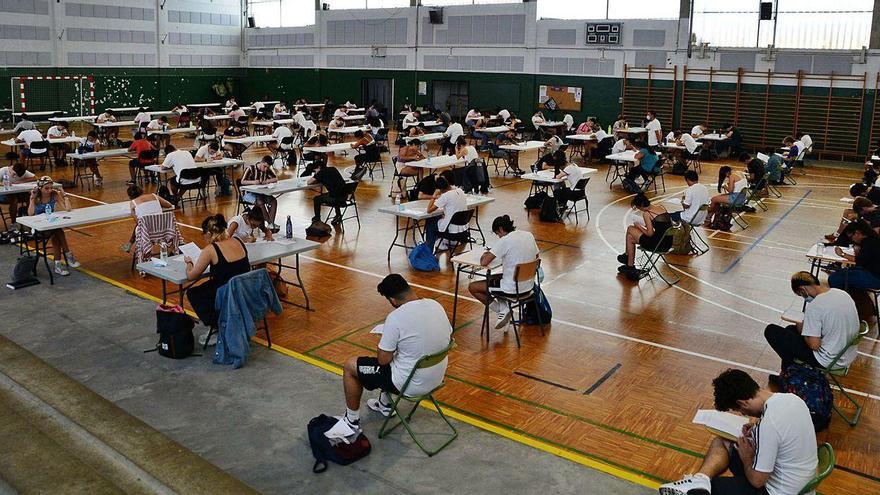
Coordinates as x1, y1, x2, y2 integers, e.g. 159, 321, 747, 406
178, 242, 201, 261
370, 324, 384, 334
781, 308, 804, 324
323, 418, 357, 443
756, 152, 769, 162
693, 410, 749, 440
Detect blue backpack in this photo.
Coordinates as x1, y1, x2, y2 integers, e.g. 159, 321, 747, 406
781, 364, 833, 432
408, 243, 440, 271
523, 286, 552, 325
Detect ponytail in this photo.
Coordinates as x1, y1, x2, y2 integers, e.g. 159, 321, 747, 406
491, 214, 515, 234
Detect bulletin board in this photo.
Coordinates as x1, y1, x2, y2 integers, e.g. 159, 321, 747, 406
538, 85, 582, 112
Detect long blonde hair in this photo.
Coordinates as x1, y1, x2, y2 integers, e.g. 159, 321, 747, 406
201, 214, 229, 243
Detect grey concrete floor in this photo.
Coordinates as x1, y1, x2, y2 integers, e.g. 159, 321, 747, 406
0, 245, 654, 495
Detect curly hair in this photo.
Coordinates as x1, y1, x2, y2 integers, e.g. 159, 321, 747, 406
712, 369, 759, 412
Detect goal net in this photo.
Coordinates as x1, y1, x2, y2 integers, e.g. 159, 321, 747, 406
10, 75, 94, 116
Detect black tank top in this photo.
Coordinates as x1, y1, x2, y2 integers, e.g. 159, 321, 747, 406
210, 238, 250, 287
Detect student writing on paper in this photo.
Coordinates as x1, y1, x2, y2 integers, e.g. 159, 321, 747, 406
240, 156, 279, 230
828, 220, 880, 294
228, 207, 273, 243
660, 369, 817, 495
668, 171, 709, 225
763, 271, 859, 372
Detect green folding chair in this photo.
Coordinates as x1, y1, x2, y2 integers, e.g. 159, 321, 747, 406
798, 443, 835, 495
635, 224, 681, 285
378, 339, 458, 457
685, 204, 710, 255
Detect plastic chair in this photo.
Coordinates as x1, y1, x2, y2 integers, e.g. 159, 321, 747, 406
176, 169, 208, 212
797, 443, 834, 495
685, 204, 710, 255
490, 258, 545, 348
562, 177, 590, 225
378, 339, 458, 457
321, 181, 360, 231
635, 224, 681, 285
389, 156, 415, 198
434, 209, 475, 256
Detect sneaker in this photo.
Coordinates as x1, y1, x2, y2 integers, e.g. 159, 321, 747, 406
121, 242, 132, 253
658, 473, 711, 495
341, 414, 360, 431
64, 252, 80, 268
495, 308, 512, 329
54, 261, 69, 276
367, 398, 395, 417
617, 253, 628, 264
488, 299, 502, 314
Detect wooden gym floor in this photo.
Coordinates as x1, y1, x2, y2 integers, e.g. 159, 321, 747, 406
9, 127, 878, 493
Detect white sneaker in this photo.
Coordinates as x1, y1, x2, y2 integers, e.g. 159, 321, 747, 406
658, 473, 711, 495
495, 308, 512, 330
366, 398, 395, 417
198, 329, 217, 346
64, 252, 80, 268
488, 299, 502, 314
54, 261, 69, 276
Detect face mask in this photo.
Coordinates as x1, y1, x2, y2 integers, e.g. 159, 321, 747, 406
803, 295, 814, 303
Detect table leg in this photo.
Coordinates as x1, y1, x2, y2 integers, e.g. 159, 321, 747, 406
387, 215, 401, 262
42, 236, 54, 285
293, 253, 310, 310
452, 264, 461, 328
161, 279, 168, 304
473, 206, 486, 245
178, 283, 184, 306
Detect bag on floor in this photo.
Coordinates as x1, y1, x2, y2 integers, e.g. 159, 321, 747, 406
781, 363, 833, 433
671, 222, 694, 255
308, 414, 372, 473
523, 286, 552, 325
710, 211, 732, 232
153, 304, 195, 359
306, 220, 332, 238
539, 195, 562, 223
408, 243, 440, 272
524, 191, 547, 210
157, 185, 174, 204
621, 177, 641, 194
670, 161, 688, 175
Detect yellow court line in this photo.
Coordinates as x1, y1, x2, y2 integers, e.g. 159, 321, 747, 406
76, 266, 660, 491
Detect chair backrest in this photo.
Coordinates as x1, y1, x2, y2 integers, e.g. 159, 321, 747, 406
797, 443, 834, 495
447, 209, 473, 228
31, 140, 49, 150
343, 180, 359, 200
687, 204, 709, 226
179, 167, 203, 181
650, 224, 681, 254
280, 136, 294, 145
825, 320, 869, 371
573, 177, 590, 191
396, 339, 456, 398
513, 258, 540, 283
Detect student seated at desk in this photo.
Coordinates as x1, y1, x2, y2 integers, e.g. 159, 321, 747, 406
612, 114, 627, 139
531, 110, 546, 129
367, 116, 384, 137
575, 119, 596, 135
16, 127, 46, 163
227, 105, 246, 121
268, 122, 292, 154
228, 207, 273, 242
624, 142, 661, 184
185, 214, 250, 337
332, 106, 348, 120
441, 121, 464, 155
407, 122, 427, 138
454, 137, 489, 195
12, 113, 35, 133
659, 368, 817, 495
402, 110, 420, 129
764, 271, 858, 374
782, 136, 804, 169
536, 149, 567, 175
126, 132, 158, 184
271, 101, 288, 119
77, 131, 103, 187
161, 145, 198, 203
763, 149, 784, 185
703, 166, 746, 228
134, 108, 151, 130
0, 162, 35, 223
121, 184, 175, 254
670, 171, 709, 225
96, 109, 119, 142
617, 193, 671, 281
553, 161, 587, 207
27, 176, 79, 276
147, 116, 170, 148
435, 109, 450, 133
46, 121, 69, 166
224, 97, 237, 109
824, 183, 880, 245
327, 117, 345, 132
490, 130, 525, 175
222, 122, 247, 157
468, 215, 539, 329
395, 138, 424, 194
339, 273, 452, 429
171, 103, 189, 126
562, 113, 574, 132
195, 141, 223, 162
828, 220, 880, 292
423, 174, 467, 252
410, 170, 454, 201
350, 130, 378, 180
716, 122, 742, 157
465, 108, 483, 128
300, 133, 329, 176
308, 160, 347, 226
240, 156, 279, 229
690, 122, 708, 138
611, 136, 634, 155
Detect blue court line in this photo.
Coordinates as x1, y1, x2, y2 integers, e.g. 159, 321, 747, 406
722, 189, 812, 274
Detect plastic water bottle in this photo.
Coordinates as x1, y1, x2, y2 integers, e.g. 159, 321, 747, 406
160, 242, 168, 262
426, 152, 432, 166
607, 124, 612, 135
2, 173, 9, 190
44, 203, 53, 220
285, 215, 293, 239
395, 193, 403, 210
816, 240, 825, 256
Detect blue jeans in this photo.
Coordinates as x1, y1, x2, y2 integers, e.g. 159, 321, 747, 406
473, 130, 489, 149
828, 267, 880, 290
424, 217, 439, 250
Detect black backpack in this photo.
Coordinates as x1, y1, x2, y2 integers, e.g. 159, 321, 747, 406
308, 414, 372, 473
152, 305, 195, 359
157, 185, 175, 204
524, 191, 547, 210
539, 195, 562, 222
669, 161, 688, 175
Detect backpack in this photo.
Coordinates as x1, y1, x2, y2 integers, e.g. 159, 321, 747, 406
523, 286, 552, 325
669, 161, 688, 175
524, 191, 547, 210
308, 414, 372, 473
157, 185, 174, 204
671, 222, 694, 255
621, 177, 641, 194
539, 195, 562, 223
306, 220, 332, 238
152, 304, 194, 359
408, 243, 440, 271
710, 210, 732, 232
781, 364, 833, 432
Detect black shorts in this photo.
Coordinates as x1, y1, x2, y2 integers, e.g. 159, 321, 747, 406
356, 357, 399, 394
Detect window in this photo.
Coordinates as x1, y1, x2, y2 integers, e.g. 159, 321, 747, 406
692, 0, 872, 49
248, 0, 315, 27
538, 0, 679, 20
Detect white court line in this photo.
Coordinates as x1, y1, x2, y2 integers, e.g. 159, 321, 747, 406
64, 188, 880, 399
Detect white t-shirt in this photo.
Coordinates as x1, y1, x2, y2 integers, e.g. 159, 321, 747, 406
195, 144, 219, 161
228, 214, 260, 240
646, 118, 662, 146
545, 135, 563, 154
18, 129, 45, 153
561, 163, 585, 189
97, 112, 115, 123
681, 183, 710, 224
792, 140, 806, 160
378, 299, 452, 396
46, 125, 66, 138
612, 139, 629, 154
562, 114, 574, 130
272, 104, 287, 116
225, 99, 236, 108
682, 133, 699, 154
332, 108, 347, 119
498, 109, 511, 122
445, 122, 464, 143
134, 112, 151, 125
163, 149, 199, 185
753, 393, 818, 495
228, 108, 246, 120
665, 131, 676, 142
369, 119, 385, 135
292, 111, 308, 127
690, 125, 704, 137
272, 125, 293, 142
434, 187, 468, 232
462, 145, 479, 163
802, 288, 859, 368
491, 230, 539, 294
465, 109, 481, 122
594, 129, 608, 142
531, 114, 545, 126
147, 119, 164, 130
402, 113, 419, 128
0, 166, 34, 183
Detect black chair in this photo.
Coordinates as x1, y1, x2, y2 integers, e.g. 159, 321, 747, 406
357, 143, 384, 180
135, 149, 160, 186
176, 168, 208, 211
434, 210, 475, 255
322, 181, 360, 231
684, 149, 701, 172
234, 177, 256, 215
389, 156, 415, 198
640, 158, 667, 194
374, 128, 390, 152
562, 177, 591, 225
24, 141, 49, 171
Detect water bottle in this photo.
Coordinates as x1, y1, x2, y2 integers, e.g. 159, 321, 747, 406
2, 173, 9, 190
607, 124, 612, 135
816, 240, 825, 257
160, 241, 168, 262
285, 215, 293, 239
395, 193, 403, 211
44, 203, 53, 220
426, 152, 432, 166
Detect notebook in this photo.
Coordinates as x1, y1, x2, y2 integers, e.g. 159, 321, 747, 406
692, 410, 750, 441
